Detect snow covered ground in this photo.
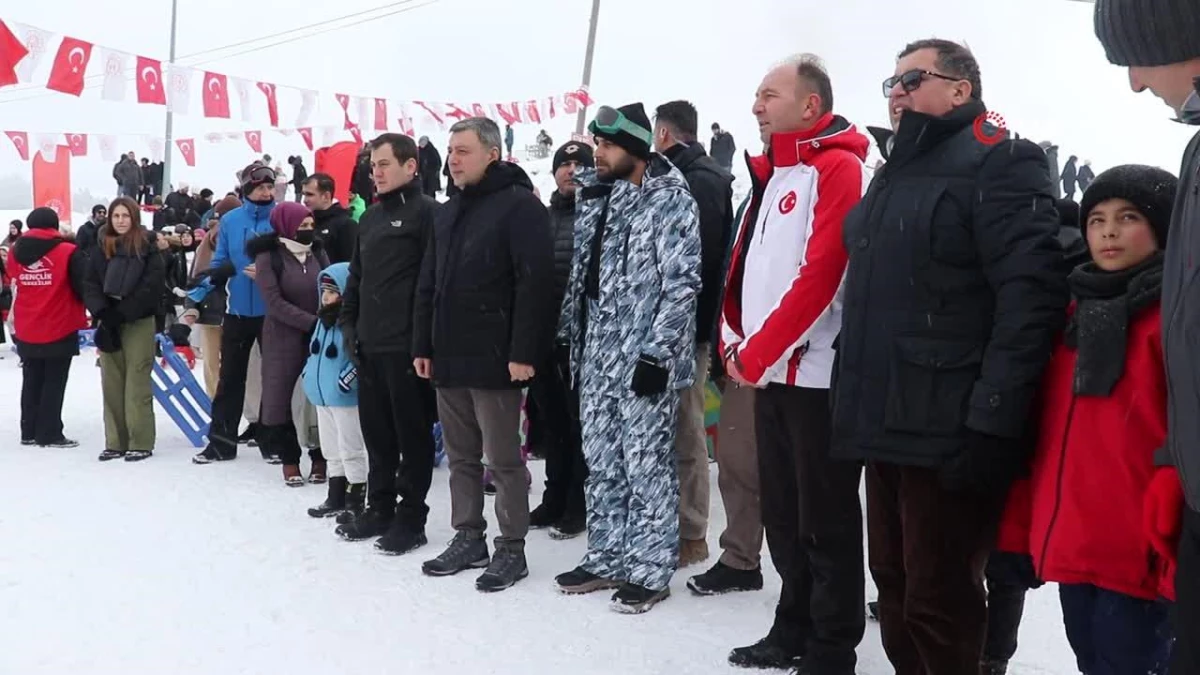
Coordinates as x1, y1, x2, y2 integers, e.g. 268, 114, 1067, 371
0, 350, 1089, 674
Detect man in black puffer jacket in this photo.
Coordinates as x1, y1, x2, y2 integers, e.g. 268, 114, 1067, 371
528, 141, 594, 539
302, 172, 358, 264
335, 133, 440, 554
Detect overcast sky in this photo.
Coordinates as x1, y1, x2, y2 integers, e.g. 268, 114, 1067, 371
0, 0, 1195, 201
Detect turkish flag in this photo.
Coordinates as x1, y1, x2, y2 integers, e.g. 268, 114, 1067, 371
494, 102, 522, 126
245, 130, 262, 154
525, 99, 542, 125
470, 103, 488, 118
46, 36, 93, 97
135, 56, 166, 105
545, 96, 557, 119
563, 92, 580, 115
444, 103, 470, 122
257, 81, 279, 127
202, 71, 231, 118
33, 146, 72, 225
66, 133, 87, 157
0, 20, 29, 88
575, 87, 594, 106
374, 98, 388, 131
347, 124, 363, 146
397, 117, 414, 138
6, 131, 29, 160
175, 138, 196, 167
297, 127, 314, 151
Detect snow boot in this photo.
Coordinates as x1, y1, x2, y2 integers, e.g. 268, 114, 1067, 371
344, 483, 366, 519
475, 545, 528, 592
41, 437, 79, 448
308, 476, 348, 518
282, 464, 304, 487
549, 514, 586, 540
554, 567, 621, 595
375, 518, 428, 556
335, 506, 392, 541
529, 503, 561, 529
237, 423, 260, 447
98, 449, 126, 462
687, 562, 763, 596
309, 456, 327, 484
610, 583, 670, 614
980, 660, 1008, 675
728, 637, 804, 670
192, 444, 236, 464
124, 450, 152, 462
421, 531, 490, 577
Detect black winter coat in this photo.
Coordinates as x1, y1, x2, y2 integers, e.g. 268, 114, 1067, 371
710, 131, 737, 168
342, 181, 438, 355
664, 142, 734, 344
413, 162, 554, 389
82, 231, 165, 324
547, 189, 576, 321
419, 144, 443, 196
832, 101, 1068, 468
313, 203, 357, 264
75, 220, 100, 255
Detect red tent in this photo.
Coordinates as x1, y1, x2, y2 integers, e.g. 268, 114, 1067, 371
313, 141, 359, 206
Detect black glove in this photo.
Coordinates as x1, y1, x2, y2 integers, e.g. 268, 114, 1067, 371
630, 354, 669, 397
205, 261, 236, 286
938, 429, 1026, 495
342, 324, 361, 368
96, 307, 123, 327
985, 551, 1044, 591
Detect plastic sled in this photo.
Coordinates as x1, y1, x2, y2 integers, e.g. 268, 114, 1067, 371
152, 334, 211, 448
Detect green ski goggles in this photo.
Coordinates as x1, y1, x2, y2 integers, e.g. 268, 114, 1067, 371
589, 106, 653, 146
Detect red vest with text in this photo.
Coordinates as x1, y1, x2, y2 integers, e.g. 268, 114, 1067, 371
6, 229, 87, 344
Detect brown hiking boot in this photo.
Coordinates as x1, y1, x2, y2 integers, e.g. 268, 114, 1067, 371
282, 464, 304, 487
680, 538, 710, 567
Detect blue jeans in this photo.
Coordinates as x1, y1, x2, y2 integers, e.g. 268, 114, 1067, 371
1059, 583, 1171, 674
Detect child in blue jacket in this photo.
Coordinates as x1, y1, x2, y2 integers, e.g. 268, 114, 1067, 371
303, 262, 366, 519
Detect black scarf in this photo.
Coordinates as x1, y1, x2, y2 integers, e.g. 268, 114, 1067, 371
1064, 252, 1163, 396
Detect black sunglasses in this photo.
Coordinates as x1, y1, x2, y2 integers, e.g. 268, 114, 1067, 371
882, 69, 963, 97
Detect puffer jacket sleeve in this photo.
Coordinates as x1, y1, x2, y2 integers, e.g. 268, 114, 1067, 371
641, 187, 702, 363
506, 194, 555, 366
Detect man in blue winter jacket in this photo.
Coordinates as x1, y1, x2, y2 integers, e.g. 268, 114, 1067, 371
193, 164, 278, 464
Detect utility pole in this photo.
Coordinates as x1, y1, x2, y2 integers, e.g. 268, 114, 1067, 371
161, 0, 180, 194
574, 0, 600, 135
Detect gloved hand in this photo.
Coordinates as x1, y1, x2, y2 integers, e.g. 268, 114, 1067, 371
938, 429, 1027, 495
96, 307, 123, 327
630, 354, 669, 397
1143, 467, 1185, 563
985, 551, 1043, 591
317, 303, 340, 329
342, 325, 361, 368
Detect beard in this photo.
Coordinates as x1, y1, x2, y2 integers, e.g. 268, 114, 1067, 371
596, 153, 638, 182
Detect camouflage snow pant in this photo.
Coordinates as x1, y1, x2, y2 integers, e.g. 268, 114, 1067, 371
578, 371, 682, 591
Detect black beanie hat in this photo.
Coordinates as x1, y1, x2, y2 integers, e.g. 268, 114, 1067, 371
27, 207, 59, 230
1094, 0, 1200, 66
552, 141, 595, 174
1055, 199, 1080, 231
591, 103, 653, 161
1078, 164, 1178, 246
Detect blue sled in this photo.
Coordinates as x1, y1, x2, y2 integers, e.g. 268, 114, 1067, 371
152, 334, 211, 448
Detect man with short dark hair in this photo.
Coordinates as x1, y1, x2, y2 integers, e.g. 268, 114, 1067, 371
302, 173, 357, 264
1094, 2, 1200, 669
335, 133, 440, 554
75, 204, 106, 254
414, 117, 554, 592
833, 39, 1067, 674
653, 99, 734, 569
710, 123, 736, 171
417, 136, 442, 198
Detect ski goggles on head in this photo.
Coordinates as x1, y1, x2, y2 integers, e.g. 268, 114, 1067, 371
882, 69, 964, 97
241, 165, 277, 186
588, 106, 653, 145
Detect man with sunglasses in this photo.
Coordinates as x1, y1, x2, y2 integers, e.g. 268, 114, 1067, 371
193, 164, 281, 464
831, 39, 1067, 675
1094, 2, 1200, 671
553, 102, 701, 614
719, 54, 870, 674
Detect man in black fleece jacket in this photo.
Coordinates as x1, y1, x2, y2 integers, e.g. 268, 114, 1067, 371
302, 172, 358, 264
336, 133, 440, 555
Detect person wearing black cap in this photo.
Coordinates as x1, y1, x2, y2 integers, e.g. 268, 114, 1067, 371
6, 207, 89, 447
710, 122, 736, 172
528, 141, 594, 540
192, 164, 279, 464
1094, 2, 1200, 665
552, 102, 701, 614
653, 100, 735, 571
75, 204, 106, 255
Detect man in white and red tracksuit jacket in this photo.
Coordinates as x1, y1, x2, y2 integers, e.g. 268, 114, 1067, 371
718, 57, 871, 674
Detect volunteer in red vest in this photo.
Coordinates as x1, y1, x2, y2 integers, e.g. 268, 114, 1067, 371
6, 207, 89, 448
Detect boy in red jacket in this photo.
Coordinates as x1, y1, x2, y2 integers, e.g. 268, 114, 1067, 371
1002, 165, 1176, 673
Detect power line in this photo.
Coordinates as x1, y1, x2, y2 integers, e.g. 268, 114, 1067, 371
0, 0, 435, 104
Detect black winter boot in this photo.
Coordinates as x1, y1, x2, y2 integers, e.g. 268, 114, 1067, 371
344, 483, 366, 519
308, 476, 348, 518
335, 506, 393, 541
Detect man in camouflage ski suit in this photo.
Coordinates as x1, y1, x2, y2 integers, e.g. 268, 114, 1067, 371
553, 102, 702, 614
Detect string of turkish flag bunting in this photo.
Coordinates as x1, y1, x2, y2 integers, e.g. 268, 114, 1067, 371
0, 16, 593, 168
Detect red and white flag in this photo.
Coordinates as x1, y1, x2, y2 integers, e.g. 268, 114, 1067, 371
66, 133, 87, 157
297, 127, 313, 151
471, 103, 488, 118
374, 98, 389, 131
99, 48, 128, 102
0, 20, 29, 88
347, 124, 363, 146
444, 103, 471, 123
563, 91, 580, 115
98, 134, 118, 162
544, 95, 558, 120
33, 145, 72, 225
296, 89, 318, 126
233, 77, 254, 122
413, 101, 445, 130
525, 99, 542, 125
575, 87, 594, 106
245, 130, 262, 154
14, 24, 50, 83
175, 138, 196, 167
167, 64, 194, 114
34, 133, 60, 160
494, 102, 522, 126
257, 82, 279, 127
202, 71, 230, 118
46, 36, 93, 96
5, 131, 29, 161
136, 57, 166, 105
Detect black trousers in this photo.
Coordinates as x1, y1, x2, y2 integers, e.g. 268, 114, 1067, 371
983, 552, 1031, 663
205, 315, 262, 456
1174, 507, 1200, 674
528, 352, 586, 520
20, 356, 73, 443
756, 385, 865, 672
358, 351, 436, 529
